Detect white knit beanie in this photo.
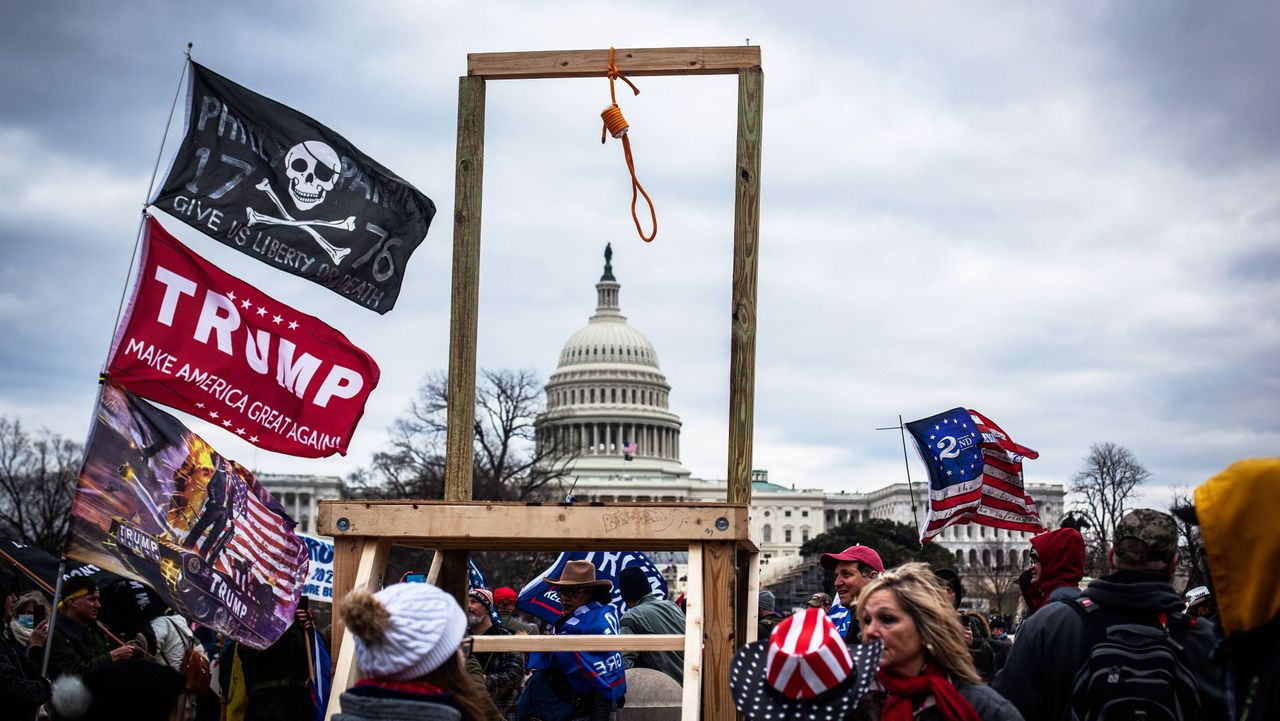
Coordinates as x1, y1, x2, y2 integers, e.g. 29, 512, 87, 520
349, 582, 467, 681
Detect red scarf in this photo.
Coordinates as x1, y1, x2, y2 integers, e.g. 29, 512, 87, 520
354, 678, 446, 696
877, 664, 981, 721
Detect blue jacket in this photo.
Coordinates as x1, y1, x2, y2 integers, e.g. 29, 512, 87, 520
528, 602, 626, 704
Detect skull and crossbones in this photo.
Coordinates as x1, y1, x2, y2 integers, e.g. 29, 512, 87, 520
246, 141, 354, 265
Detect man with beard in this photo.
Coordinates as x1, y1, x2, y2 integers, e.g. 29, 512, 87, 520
468, 588, 525, 721
493, 587, 539, 635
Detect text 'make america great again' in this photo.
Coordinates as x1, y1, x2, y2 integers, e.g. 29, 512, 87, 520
107, 217, 380, 457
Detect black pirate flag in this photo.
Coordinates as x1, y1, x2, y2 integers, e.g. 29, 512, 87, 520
151, 62, 435, 313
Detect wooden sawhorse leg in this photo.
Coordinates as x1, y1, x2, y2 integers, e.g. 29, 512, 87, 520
326, 536, 390, 721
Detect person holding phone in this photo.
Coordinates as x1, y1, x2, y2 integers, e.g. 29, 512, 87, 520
8, 591, 48, 649
0, 569, 51, 721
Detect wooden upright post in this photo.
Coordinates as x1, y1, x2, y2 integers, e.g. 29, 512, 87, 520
328, 48, 765, 721
702, 541, 737, 721
727, 66, 762, 507
440, 74, 487, 606
727, 67, 763, 683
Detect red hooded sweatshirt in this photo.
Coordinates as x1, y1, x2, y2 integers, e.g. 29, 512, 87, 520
1027, 527, 1085, 611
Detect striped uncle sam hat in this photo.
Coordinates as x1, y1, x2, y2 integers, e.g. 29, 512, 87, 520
730, 608, 883, 721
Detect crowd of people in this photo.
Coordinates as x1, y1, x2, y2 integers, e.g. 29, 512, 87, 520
335, 561, 687, 721
729, 458, 1278, 721
1, 458, 1273, 721
0, 568, 339, 720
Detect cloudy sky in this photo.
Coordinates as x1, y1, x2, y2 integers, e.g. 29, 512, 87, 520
2, 1, 1276, 511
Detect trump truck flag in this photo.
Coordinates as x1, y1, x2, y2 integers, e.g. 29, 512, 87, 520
905, 407, 1045, 543
65, 380, 308, 649
150, 62, 436, 313
107, 217, 379, 458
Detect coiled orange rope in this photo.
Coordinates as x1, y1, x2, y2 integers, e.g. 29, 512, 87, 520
600, 47, 657, 242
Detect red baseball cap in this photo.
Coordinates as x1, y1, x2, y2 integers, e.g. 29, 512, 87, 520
493, 587, 518, 604
819, 545, 884, 574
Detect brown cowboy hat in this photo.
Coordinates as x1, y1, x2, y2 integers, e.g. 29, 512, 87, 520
546, 560, 613, 591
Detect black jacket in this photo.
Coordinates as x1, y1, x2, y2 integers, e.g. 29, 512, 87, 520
0, 629, 50, 721
992, 570, 1227, 721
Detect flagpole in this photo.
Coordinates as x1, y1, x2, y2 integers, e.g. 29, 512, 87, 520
51, 47, 195, 680
0, 547, 57, 596
104, 44, 192, 362
897, 414, 923, 544
876, 416, 923, 544
40, 559, 67, 677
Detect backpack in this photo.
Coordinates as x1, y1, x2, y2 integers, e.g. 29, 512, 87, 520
168, 617, 212, 693
1066, 597, 1202, 721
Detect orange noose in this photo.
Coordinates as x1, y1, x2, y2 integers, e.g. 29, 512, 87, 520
600, 47, 657, 242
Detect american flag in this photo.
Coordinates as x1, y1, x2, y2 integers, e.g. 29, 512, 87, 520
212, 465, 308, 606
905, 407, 1044, 543
622, 442, 637, 459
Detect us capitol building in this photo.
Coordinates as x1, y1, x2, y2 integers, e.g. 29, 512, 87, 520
532, 245, 1065, 584
263, 246, 1065, 586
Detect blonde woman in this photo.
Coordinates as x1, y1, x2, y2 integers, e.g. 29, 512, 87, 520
854, 563, 1023, 721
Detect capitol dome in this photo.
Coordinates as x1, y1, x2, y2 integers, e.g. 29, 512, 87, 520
535, 244, 688, 480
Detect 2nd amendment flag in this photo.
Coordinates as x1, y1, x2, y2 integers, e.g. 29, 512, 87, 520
151, 61, 435, 313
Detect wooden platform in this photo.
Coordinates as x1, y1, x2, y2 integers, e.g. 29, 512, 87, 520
320, 501, 759, 721
323, 43, 764, 721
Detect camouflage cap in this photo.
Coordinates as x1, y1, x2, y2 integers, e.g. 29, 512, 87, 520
1113, 508, 1179, 564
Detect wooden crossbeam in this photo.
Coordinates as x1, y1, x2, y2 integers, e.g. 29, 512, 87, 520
318, 501, 750, 550
468, 46, 761, 80
472, 634, 685, 653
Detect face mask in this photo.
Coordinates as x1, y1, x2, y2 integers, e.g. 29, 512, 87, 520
15, 615, 34, 630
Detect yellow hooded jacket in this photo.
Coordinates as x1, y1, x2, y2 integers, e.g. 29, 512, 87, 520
1195, 458, 1280, 636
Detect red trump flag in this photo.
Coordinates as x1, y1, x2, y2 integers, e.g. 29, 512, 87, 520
107, 217, 380, 457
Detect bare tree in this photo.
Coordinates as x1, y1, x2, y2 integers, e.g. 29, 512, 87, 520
1069, 442, 1150, 575
1170, 485, 1207, 593
346, 369, 577, 502
0, 417, 83, 553
968, 541, 1026, 617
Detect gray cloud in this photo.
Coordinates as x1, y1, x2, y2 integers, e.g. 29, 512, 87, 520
0, 2, 1276, 513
